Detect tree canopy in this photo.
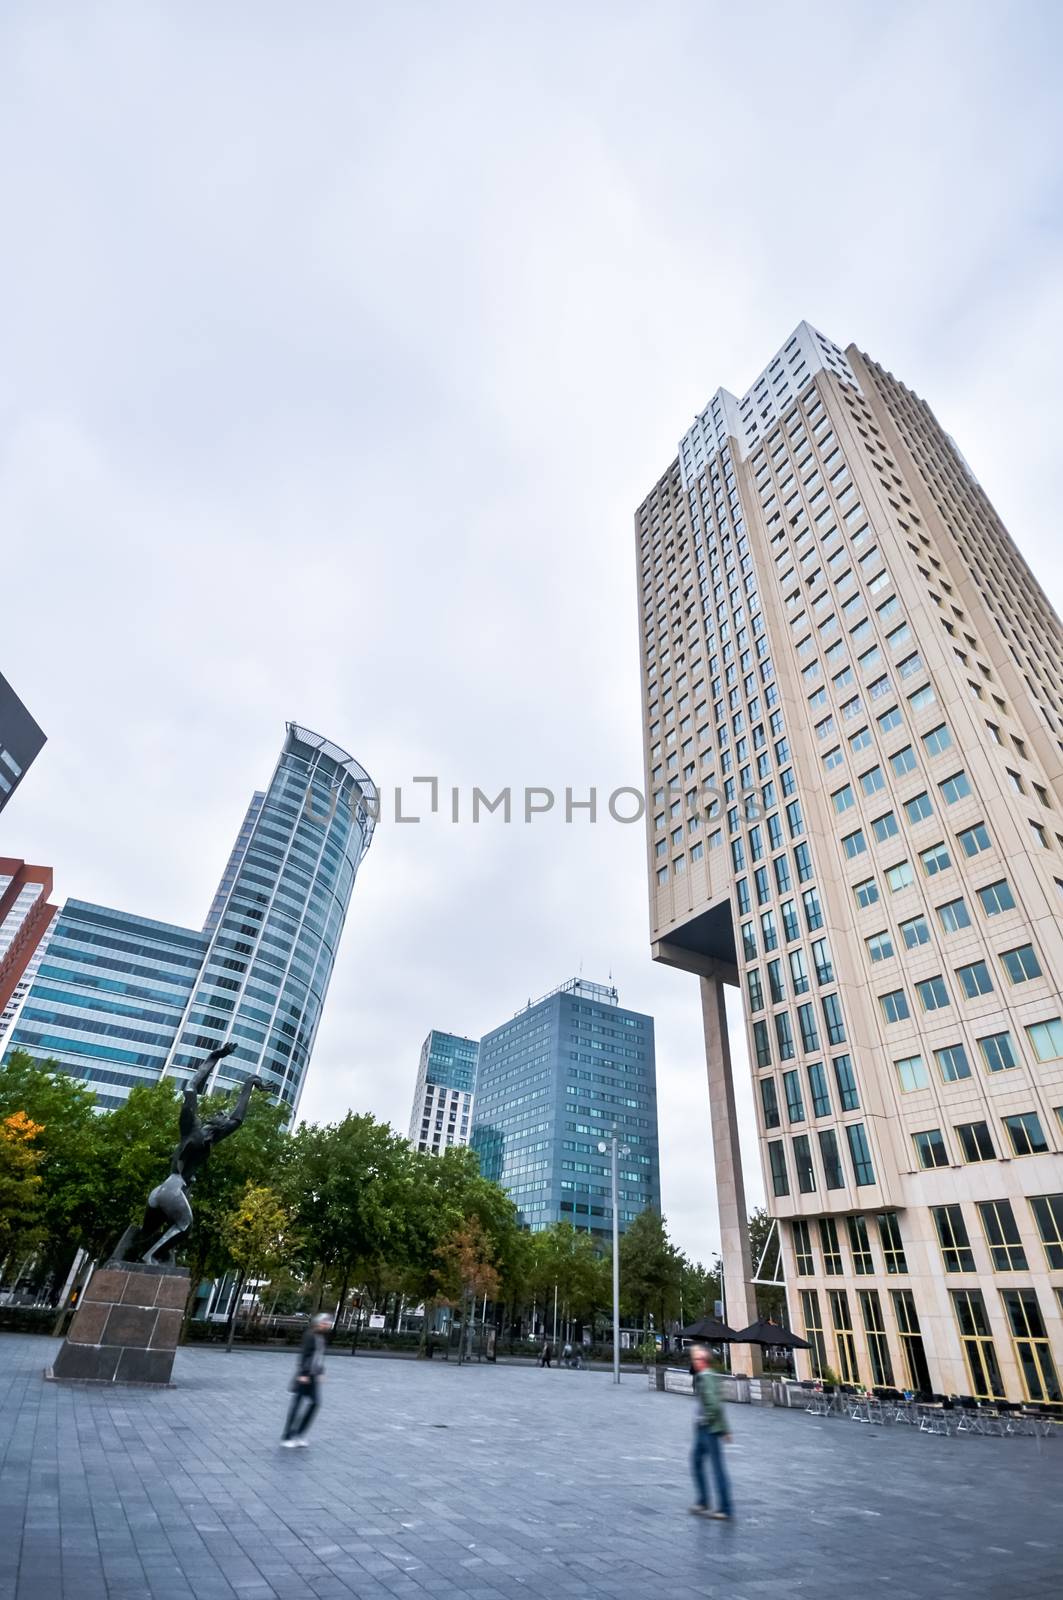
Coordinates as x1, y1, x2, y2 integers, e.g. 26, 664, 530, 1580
0, 1049, 733, 1347
0, 1110, 46, 1262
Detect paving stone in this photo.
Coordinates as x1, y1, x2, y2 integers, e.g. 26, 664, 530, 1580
1, 1333, 1061, 1599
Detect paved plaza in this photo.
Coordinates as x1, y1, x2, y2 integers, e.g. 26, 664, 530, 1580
1, 1334, 1060, 1600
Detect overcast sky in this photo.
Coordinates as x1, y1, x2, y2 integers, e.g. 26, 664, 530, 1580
3, 1, 1061, 1266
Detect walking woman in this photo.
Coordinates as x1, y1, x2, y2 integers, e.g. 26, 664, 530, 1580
281, 1312, 333, 1447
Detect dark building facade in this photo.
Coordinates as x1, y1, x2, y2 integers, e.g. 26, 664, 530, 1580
0, 672, 46, 813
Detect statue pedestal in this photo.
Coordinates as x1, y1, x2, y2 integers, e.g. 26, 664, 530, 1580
47, 1262, 191, 1386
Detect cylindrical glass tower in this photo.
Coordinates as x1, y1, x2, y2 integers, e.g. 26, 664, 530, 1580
165, 723, 377, 1112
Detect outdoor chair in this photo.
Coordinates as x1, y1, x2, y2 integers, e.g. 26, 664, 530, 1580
1032, 1404, 1063, 1439
805, 1381, 839, 1417
873, 1386, 905, 1422
994, 1400, 1027, 1436
1017, 1404, 1056, 1438
805, 1385, 832, 1417
891, 1390, 919, 1425
918, 1410, 951, 1435
846, 1390, 884, 1424
954, 1396, 987, 1435
976, 1404, 1007, 1438
918, 1394, 955, 1436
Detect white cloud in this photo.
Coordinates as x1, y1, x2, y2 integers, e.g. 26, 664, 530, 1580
2, 0, 1061, 1266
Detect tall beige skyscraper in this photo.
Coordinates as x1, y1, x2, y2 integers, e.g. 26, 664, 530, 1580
636, 323, 1062, 1401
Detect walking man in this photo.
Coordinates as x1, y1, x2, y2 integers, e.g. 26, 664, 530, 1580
281, 1312, 333, 1447
689, 1343, 734, 1520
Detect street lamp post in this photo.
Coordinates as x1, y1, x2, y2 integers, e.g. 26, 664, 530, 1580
598, 1130, 629, 1385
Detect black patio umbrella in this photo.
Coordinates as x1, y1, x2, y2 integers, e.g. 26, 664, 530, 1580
681, 1316, 738, 1342
730, 1317, 810, 1350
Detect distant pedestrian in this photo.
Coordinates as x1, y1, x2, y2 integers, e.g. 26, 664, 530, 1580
539, 1340, 553, 1368
689, 1344, 734, 1520
281, 1313, 333, 1447
562, 1342, 573, 1367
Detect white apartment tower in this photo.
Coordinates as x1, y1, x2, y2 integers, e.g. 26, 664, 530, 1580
637, 323, 1062, 1403
408, 1029, 478, 1156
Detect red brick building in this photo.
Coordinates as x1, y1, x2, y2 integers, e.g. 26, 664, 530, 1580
0, 859, 59, 1026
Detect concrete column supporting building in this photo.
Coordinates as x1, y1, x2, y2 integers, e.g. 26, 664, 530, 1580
699, 972, 762, 1374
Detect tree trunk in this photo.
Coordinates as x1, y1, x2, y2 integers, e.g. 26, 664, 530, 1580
225, 1269, 246, 1352
179, 1247, 208, 1344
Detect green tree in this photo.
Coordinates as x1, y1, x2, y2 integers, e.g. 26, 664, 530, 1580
435, 1214, 500, 1302
288, 1113, 415, 1322
618, 1208, 683, 1334
529, 1222, 606, 1337
0, 1051, 101, 1282
678, 1254, 722, 1329
436, 1215, 500, 1361
0, 1050, 525, 1345
220, 1181, 298, 1349
0, 1056, 293, 1318
748, 1206, 786, 1323
397, 1145, 520, 1351
0, 1110, 46, 1267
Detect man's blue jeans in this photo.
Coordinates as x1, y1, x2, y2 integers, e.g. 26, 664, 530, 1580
691, 1423, 733, 1515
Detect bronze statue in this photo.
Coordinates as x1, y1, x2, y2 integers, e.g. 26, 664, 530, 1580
112, 1043, 264, 1265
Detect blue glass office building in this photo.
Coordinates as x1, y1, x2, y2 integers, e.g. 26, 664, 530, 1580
471, 978, 660, 1238
202, 793, 265, 937
3, 724, 376, 1113
164, 725, 377, 1108
4, 903, 208, 1110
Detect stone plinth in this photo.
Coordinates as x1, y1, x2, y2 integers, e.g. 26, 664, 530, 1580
47, 1261, 191, 1386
